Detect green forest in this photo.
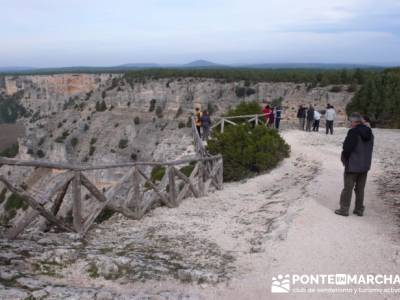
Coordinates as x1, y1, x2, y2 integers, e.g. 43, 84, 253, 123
124, 68, 374, 85
346, 68, 400, 128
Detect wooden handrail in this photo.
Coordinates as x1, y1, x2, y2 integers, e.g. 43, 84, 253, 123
0, 154, 222, 171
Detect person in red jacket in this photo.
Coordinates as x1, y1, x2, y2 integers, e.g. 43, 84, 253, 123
262, 105, 272, 124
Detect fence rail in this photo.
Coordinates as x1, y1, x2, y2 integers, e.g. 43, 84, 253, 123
0, 154, 223, 239
210, 114, 268, 133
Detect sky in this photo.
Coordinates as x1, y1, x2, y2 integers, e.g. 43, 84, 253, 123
1, 0, 400, 67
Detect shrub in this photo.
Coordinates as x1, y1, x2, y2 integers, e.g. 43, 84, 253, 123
5, 193, 29, 211
118, 139, 128, 149
36, 149, 45, 158
178, 121, 186, 128
149, 99, 156, 112
0, 143, 19, 158
179, 164, 195, 177
71, 137, 79, 147
151, 166, 166, 182
175, 106, 183, 118
330, 86, 342, 93
207, 124, 290, 182
90, 137, 97, 145
225, 101, 262, 117
155, 106, 163, 118
95, 101, 107, 112
89, 146, 96, 156
84, 123, 90, 131
134, 116, 140, 125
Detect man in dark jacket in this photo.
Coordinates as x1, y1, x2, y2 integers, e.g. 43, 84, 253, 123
305, 105, 314, 132
297, 105, 306, 130
335, 112, 374, 217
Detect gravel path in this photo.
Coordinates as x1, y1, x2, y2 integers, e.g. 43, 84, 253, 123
1, 128, 399, 299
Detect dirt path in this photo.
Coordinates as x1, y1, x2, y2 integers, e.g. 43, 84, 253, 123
1, 128, 399, 300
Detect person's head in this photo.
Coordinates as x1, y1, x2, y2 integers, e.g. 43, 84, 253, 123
203, 110, 208, 115
266, 105, 270, 109
309, 105, 313, 109
349, 112, 363, 128
327, 104, 331, 109
362, 115, 370, 124
195, 107, 199, 111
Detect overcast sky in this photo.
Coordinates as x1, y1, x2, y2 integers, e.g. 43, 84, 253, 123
1, 0, 400, 67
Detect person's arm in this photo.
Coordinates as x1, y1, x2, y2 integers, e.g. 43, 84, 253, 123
342, 129, 358, 160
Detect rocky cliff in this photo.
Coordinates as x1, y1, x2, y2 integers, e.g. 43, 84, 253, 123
0, 73, 354, 226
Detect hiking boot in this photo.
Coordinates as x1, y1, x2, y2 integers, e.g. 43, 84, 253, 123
353, 210, 364, 216
335, 209, 349, 217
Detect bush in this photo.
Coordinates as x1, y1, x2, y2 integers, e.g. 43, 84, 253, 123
155, 106, 163, 118
330, 86, 342, 93
0, 143, 19, 158
151, 166, 166, 182
225, 101, 262, 117
36, 149, 45, 158
95, 101, 107, 112
90, 137, 97, 145
208, 124, 290, 181
134, 116, 140, 125
178, 121, 186, 128
346, 68, 400, 128
89, 146, 96, 156
149, 99, 156, 112
71, 137, 79, 147
118, 139, 128, 149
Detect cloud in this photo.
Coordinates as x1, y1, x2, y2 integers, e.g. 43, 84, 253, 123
0, 0, 399, 66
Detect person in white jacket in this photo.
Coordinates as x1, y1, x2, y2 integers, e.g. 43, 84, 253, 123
325, 104, 336, 135
313, 109, 321, 131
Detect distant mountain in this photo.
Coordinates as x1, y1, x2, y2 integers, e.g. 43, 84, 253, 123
182, 60, 227, 68
116, 63, 161, 69
1, 60, 395, 75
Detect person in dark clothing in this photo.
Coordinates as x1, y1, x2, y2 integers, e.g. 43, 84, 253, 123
305, 105, 314, 131
200, 110, 211, 141
275, 106, 282, 130
297, 105, 306, 130
194, 107, 202, 138
268, 107, 275, 128
335, 112, 374, 217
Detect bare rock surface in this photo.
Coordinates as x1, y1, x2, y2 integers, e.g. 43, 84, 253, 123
1, 128, 399, 299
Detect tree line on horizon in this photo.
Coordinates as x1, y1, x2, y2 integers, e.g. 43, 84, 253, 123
124, 68, 374, 86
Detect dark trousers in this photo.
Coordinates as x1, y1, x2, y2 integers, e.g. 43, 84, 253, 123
275, 118, 281, 130
196, 126, 201, 138
339, 172, 368, 212
202, 126, 210, 141
326, 120, 334, 134
313, 120, 320, 131
306, 119, 313, 131
299, 118, 305, 130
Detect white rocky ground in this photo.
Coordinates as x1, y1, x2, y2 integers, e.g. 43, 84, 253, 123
1, 128, 399, 300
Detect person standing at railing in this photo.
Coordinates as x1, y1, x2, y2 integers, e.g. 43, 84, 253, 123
313, 109, 321, 132
306, 105, 315, 132
274, 106, 282, 130
297, 105, 306, 130
200, 110, 212, 141
268, 107, 275, 128
195, 107, 202, 138
325, 104, 336, 135
262, 105, 272, 125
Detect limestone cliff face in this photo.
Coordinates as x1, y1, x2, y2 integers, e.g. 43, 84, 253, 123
0, 73, 354, 225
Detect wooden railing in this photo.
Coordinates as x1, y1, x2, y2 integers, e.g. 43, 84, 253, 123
211, 114, 268, 133
0, 154, 223, 239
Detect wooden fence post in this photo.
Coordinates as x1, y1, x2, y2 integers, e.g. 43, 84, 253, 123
167, 166, 178, 207
198, 162, 205, 196
221, 118, 225, 133
72, 171, 82, 233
